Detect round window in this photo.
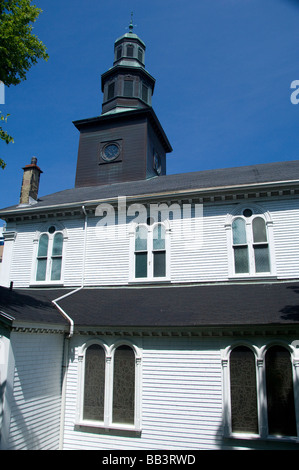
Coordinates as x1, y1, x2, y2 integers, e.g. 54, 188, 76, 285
102, 143, 120, 162
243, 208, 253, 218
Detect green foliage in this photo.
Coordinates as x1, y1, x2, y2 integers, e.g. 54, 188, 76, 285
0, 0, 49, 86
0, 0, 49, 168
0, 112, 14, 169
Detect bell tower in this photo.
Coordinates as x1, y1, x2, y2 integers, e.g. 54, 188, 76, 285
74, 19, 172, 188
101, 17, 155, 115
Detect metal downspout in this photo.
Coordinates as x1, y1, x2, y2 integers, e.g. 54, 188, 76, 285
54, 205, 88, 450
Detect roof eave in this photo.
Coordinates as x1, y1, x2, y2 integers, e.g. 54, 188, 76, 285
1, 178, 299, 218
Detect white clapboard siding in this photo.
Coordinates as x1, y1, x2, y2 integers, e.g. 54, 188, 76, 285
63, 219, 85, 286
9, 223, 36, 287
5, 196, 299, 287
83, 218, 130, 286
170, 204, 229, 282
62, 335, 224, 450
268, 199, 299, 278
7, 332, 63, 450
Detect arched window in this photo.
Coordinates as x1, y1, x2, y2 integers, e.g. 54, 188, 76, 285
116, 46, 122, 61
83, 344, 105, 421
51, 232, 63, 280
252, 217, 270, 273
34, 224, 65, 283
36, 233, 49, 281
232, 218, 248, 274
135, 225, 148, 278
124, 79, 133, 97
153, 224, 166, 278
77, 341, 142, 431
230, 346, 258, 434
112, 345, 135, 425
265, 346, 297, 436
142, 83, 148, 103
133, 222, 168, 280
223, 341, 298, 439
126, 44, 134, 57
230, 208, 271, 276
107, 82, 115, 100
138, 47, 143, 63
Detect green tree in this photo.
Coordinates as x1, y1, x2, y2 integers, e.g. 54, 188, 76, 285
0, 0, 49, 169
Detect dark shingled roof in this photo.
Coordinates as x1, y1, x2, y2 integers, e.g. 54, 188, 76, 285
1, 282, 299, 329
0, 286, 70, 326
1, 159, 299, 215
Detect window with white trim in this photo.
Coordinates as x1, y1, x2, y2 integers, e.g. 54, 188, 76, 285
33, 224, 66, 284
226, 205, 275, 277
132, 222, 169, 281
77, 340, 142, 431
222, 342, 299, 439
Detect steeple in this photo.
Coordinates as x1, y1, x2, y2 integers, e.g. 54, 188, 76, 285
101, 18, 155, 115
73, 22, 171, 188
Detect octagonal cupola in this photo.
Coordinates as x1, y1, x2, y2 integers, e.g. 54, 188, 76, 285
101, 18, 155, 115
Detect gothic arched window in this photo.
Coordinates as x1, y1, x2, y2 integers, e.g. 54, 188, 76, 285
134, 222, 168, 280
35, 225, 65, 283
265, 346, 297, 437
230, 346, 258, 434
112, 345, 135, 425
77, 341, 142, 431
227, 206, 274, 277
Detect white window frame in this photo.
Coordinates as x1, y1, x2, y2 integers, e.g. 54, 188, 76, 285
30, 222, 67, 286
225, 204, 276, 279
221, 340, 299, 442
76, 339, 142, 432
129, 221, 171, 283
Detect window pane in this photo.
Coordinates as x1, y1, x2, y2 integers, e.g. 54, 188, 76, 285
113, 345, 135, 425
234, 246, 249, 273
124, 80, 133, 97
254, 245, 270, 273
83, 344, 105, 421
153, 224, 165, 250
265, 346, 297, 436
230, 346, 258, 434
116, 46, 122, 60
108, 82, 115, 100
142, 84, 148, 102
52, 232, 63, 256
135, 252, 147, 278
232, 218, 247, 245
252, 217, 267, 243
153, 251, 166, 277
138, 48, 143, 62
135, 226, 147, 251
38, 234, 48, 257
36, 258, 47, 281
126, 45, 134, 57
51, 257, 62, 281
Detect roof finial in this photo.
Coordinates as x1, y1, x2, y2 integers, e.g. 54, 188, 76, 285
129, 12, 134, 33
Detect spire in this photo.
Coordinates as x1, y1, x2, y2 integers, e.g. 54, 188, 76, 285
100, 21, 156, 115
129, 12, 134, 33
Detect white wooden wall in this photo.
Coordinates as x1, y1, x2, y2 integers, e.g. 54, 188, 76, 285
3, 196, 299, 288
62, 332, 299, 450
62, 335, 224, 450
4, 332, 64, 450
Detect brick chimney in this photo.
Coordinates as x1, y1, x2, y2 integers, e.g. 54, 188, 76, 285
19, 157, 43, 205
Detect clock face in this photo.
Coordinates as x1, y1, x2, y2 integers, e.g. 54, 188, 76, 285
102, 143, 120, 162
153, 152, 162, 175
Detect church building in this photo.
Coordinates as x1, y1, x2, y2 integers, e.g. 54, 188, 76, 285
0, 23, 299, 450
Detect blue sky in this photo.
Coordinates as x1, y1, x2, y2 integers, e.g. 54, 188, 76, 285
1, 0, 299, 220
